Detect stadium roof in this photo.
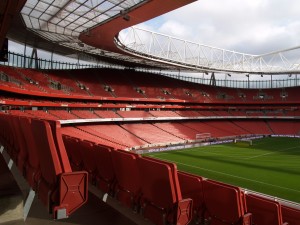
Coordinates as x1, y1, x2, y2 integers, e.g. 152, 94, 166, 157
6, 0, 195, 70
4, 0, 300, 74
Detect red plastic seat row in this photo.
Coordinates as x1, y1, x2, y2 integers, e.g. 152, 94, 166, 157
177, 171, 252, 225
61, 126, 126, 149
0, 113, 88, 219
177, 171, 299, 225
62, 135, 115, 193
2, 65, 300, 103
61, 130, 300, 225
61, 140, 193, 225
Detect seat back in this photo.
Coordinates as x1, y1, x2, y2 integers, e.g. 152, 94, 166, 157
143, 156, 182, 201
31, 119, 63, 186
19, 116, 41, 188
245, 194, 283, 225
112, 150, 141, 194
202, 179, 244, 225
10, 116, 28, 173
62, 135, 83, 170
178, 171, 204, 220
79, 140, 97, 175
93, 145, 115, 193
111, 150, 141, 207
281, 205, 300, 225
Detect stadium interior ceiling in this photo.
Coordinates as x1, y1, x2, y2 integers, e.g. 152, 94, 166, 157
4, 0, 198, 72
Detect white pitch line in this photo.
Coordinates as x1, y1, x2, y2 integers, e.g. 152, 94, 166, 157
246, 145, 300, 160
152, 156, 300, 194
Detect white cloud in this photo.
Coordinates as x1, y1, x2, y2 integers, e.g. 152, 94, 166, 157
143, 0, 300, 55
158, 21, 192, 39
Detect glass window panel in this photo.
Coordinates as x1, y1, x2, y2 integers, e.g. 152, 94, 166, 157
52, 0, 69, 8
22, 15, 33, 28
84, 10, 100, 18
36, 1, 49, 11
65, 2, 81, 11
30, 17, 41, 29
40, 13, 52, 21
21, 6, 32, 15
48, 5, 60, 14
26, 0, 39, 8
93, 14, 109, 23
48, 24, 57, 32
84, 21, 97, 27
31, 9, 43, 18
98, 1, 115, 11
76, 5, 90, 15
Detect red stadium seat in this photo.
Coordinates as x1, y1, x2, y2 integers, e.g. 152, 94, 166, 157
137, 156, 192, 225
0, 114, 88, 219
177, 171, 205, 223
111, 150, 141, 209
202, 179, 251, 225
62, 135, 115, 194
78, 140, 98, 182
245, 194, 286, 225
62, 135, 83, 171
93, 145, 115, 194
281, 205, 300, 225
31, 119, 88, 218
19, 116, 41, 190
10, 116, 28, 174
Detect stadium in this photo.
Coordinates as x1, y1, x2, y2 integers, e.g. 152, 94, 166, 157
0, 0, 300, 225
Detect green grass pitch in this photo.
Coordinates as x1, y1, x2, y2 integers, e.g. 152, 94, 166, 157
146, 137, 300, 203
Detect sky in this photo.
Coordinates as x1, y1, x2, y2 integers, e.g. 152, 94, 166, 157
139, 0, 300, 55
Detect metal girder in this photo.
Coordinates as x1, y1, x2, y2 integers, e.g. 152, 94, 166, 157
117, 27, 300, 74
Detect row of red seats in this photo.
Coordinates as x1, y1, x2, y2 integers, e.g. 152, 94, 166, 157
10, 109, 300, 120
61, 126, 127, 150
61, 121, 252, 149
1, 65, 299, 103
62, 134, 300, 225
182, 168, 300, 225
268, 120, 300, 135
5, 110, 300, 149
121, 123, 185, 145
62, 135, 193, 225
233, 120, 273, 134
0, 113, 88, 219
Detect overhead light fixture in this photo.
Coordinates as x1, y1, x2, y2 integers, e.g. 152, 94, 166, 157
227, 74, 231, 77
261, 74, 263, 77
204, 71, 208, 75
123, 14, 130, 21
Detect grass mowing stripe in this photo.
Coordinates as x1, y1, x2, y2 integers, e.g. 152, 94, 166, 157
151, 155, 300, 194
246, 145, 300, 159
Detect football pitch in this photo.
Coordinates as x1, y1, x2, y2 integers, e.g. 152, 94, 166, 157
146, 137, 300, 203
